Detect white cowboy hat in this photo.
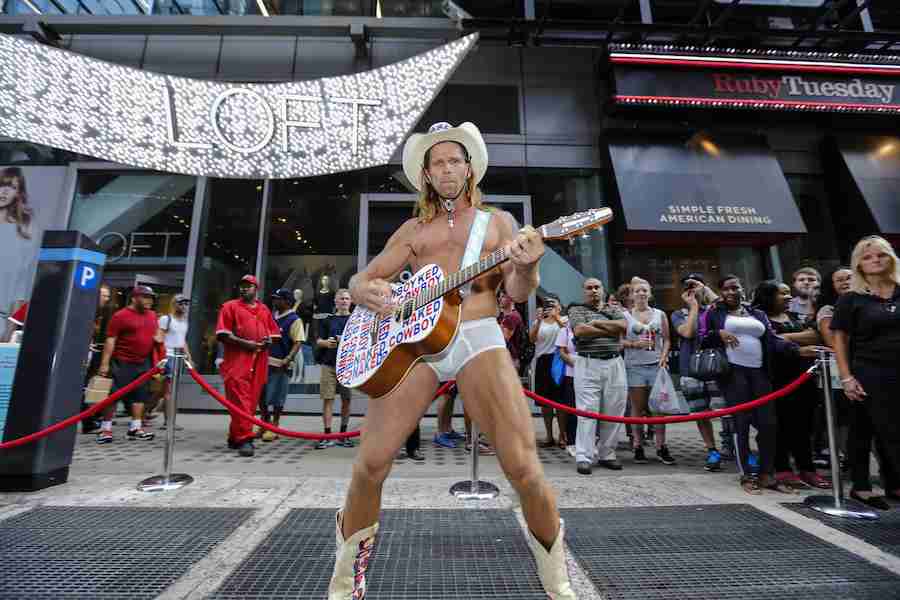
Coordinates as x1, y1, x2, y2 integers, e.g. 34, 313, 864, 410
402, 122, 488, 192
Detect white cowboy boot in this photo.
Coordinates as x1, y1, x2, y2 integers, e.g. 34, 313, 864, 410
327, 511, 379, 600
526, 520, 576, 600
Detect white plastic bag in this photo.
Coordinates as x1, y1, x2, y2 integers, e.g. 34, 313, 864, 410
649, 369, 689, 415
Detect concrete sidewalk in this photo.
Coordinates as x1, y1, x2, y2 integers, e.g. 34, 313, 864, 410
2, 415, 899, 599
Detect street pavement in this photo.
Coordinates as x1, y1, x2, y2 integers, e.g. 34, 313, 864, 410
2, 414, 899, 599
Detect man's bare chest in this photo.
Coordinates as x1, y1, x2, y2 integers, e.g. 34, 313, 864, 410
409, 213, 500, 277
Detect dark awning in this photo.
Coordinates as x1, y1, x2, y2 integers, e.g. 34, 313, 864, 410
608, 135, 807, 246
837, 137, 900, 237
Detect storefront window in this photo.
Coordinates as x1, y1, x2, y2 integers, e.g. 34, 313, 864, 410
188, 179, 264, 373
69, 170, 197, 313
617, 246, 767, 313
262, 174, 360, 392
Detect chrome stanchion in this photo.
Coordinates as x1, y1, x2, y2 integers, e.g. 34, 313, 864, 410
804, 350, 877, 520
450, 420, 500, 500
138, 348, 194, 492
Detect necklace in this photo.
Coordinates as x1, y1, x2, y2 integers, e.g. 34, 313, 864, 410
441, 198, 455, 228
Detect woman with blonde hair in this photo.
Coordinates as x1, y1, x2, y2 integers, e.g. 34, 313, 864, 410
830, 235, 900, 510
0, 167, 35, 319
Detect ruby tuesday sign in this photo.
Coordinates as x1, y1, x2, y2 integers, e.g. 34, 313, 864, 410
610, 45, 900, 114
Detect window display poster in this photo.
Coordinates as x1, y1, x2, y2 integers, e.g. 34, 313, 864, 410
0, 166, 69, 319
0, 343, 19, 440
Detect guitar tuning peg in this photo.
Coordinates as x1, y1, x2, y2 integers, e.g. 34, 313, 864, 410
580, 233, 591, 240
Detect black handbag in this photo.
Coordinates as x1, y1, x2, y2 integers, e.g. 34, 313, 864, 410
688, 347, 730, 381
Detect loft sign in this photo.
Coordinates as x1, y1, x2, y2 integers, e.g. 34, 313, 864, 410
162, 87, 380, 155
0, 33, 479, 179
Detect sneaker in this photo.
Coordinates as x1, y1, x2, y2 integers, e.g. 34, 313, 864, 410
316, 438, 335, 450
238, 441, 255, 457
96, 430, 113, 444
433, 432, 457, 449
633, 447, 648, 464
704, 449, 722, 472
408, 449, 425, 462
82, 421, 101, 435
126, 428, 154, 441
656, 446, 676, 466
261, 430, 276, 443
577, 461, 592, 475
339, 437, 355, 448
566, 445, 576, 458
447, 430, 465, 440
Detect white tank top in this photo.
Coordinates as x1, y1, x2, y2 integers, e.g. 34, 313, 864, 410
534, 320, 561, 357
724, 314, 765, 368
624, 308, 664, 366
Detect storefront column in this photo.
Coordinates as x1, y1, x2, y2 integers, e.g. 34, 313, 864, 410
255, 179, 273, 291
182, 176, 208, 299
768, 245, 784, 283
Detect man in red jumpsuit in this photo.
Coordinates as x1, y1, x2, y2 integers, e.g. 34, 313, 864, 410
216, 275, 281, 457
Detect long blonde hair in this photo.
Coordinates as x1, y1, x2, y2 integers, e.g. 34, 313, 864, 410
413, 163, 485, 222
849, 235, 900, 293
0, 168, 32, 240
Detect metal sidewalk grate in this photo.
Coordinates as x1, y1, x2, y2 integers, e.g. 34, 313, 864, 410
210, 508, 548, 599
561, 504, 900, 600
0, 506, 252, 599
783, 501, 900, 559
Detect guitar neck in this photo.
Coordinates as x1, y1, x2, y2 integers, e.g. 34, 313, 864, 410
415, 245, 513, 308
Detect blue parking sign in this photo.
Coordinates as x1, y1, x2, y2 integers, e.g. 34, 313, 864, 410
74, 262, 99, 290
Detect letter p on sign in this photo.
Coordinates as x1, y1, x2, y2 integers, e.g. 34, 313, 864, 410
75, 263, 98, 290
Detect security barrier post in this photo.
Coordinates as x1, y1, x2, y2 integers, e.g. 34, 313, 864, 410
138, 348, 194, 492
450, 421, 500, 500
805, 350, 877, 520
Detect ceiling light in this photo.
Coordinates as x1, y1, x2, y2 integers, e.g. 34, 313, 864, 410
873, 140, 898, 158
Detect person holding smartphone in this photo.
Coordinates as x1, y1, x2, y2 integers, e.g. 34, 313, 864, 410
530, 294, 564, 449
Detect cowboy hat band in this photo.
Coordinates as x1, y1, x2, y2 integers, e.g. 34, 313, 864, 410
402, 122, 488, 192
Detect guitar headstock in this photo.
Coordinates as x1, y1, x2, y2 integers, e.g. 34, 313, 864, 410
538, 208, 614, 241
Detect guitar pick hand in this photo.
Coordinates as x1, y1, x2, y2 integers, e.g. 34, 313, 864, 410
353, 278, 395, 315
507, 225, 545, 269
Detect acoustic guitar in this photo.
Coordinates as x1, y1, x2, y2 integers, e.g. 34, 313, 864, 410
335, 208, 614, 399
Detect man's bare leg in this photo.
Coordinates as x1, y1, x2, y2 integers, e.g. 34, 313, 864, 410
455, 349, 559, 547
322, 397, 334, 430
340, 363, 439, 537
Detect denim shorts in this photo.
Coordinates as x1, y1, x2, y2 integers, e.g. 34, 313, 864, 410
680, 376, 726, 412
263, 368, 290, 409
626, 363, 658, 388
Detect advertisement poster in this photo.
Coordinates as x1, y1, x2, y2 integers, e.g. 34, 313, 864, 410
0, 166, 69, 320
0, 343, 19, 440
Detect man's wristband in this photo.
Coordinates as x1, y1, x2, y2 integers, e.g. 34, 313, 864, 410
840, 376, 855, 384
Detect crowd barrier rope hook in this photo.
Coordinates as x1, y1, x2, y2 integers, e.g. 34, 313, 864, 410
449, 389, 500, 500
0, 363, 164, 451
804, 351, 878, 520
138, 348, 194, 493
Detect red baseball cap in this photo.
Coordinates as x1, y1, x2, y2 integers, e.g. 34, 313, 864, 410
132, 285, 157, 298
239, 275, 259, 287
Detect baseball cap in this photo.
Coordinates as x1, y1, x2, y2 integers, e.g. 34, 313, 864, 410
680, 273, 705, 287
174, 293, 190, 304
239, 274, 259, 287
271, 288, 293, 301
132, 285, 157, 298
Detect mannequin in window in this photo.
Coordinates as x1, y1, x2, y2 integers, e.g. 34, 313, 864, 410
314, 273, 336, 316
292, 288, 312, 384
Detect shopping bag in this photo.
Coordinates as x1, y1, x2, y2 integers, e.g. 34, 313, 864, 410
84, 375, 112, 405
649, 368, 689, 415
550, 350, 565, 386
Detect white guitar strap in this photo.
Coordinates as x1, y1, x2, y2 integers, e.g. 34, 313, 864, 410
459, 209, 491, 297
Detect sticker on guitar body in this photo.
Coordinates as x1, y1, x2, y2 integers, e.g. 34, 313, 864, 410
336, 264, 445, 388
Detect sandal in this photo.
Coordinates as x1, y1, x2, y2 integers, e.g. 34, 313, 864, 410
799, 472, 831, 490
558, 438, 568, 450
776, 472, 810, 491
740, 477, 762, 495
539, 439, 557, 449
764, 480, 798, 494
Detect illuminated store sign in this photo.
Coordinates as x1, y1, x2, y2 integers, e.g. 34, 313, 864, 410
610, 44, 900, 114
0, 33, 478, 179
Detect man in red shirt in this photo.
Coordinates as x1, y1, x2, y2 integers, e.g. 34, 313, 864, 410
97, 286, 159, 443
216, 275, 281, 457
3, 301, 28, 342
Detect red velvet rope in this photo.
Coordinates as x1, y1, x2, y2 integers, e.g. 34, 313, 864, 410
0, 366, 163, 450
189, 369, 457, 441
524, 370, 815, 424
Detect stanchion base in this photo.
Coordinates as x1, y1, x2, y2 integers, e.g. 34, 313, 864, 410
805, 494, 879, 520
137, 473, 194, 493
450, 480, 500, 500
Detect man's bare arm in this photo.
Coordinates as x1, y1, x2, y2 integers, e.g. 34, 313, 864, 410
574, 320, 626, 338
497, 211, 542, 303
349, 218, 417, 313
